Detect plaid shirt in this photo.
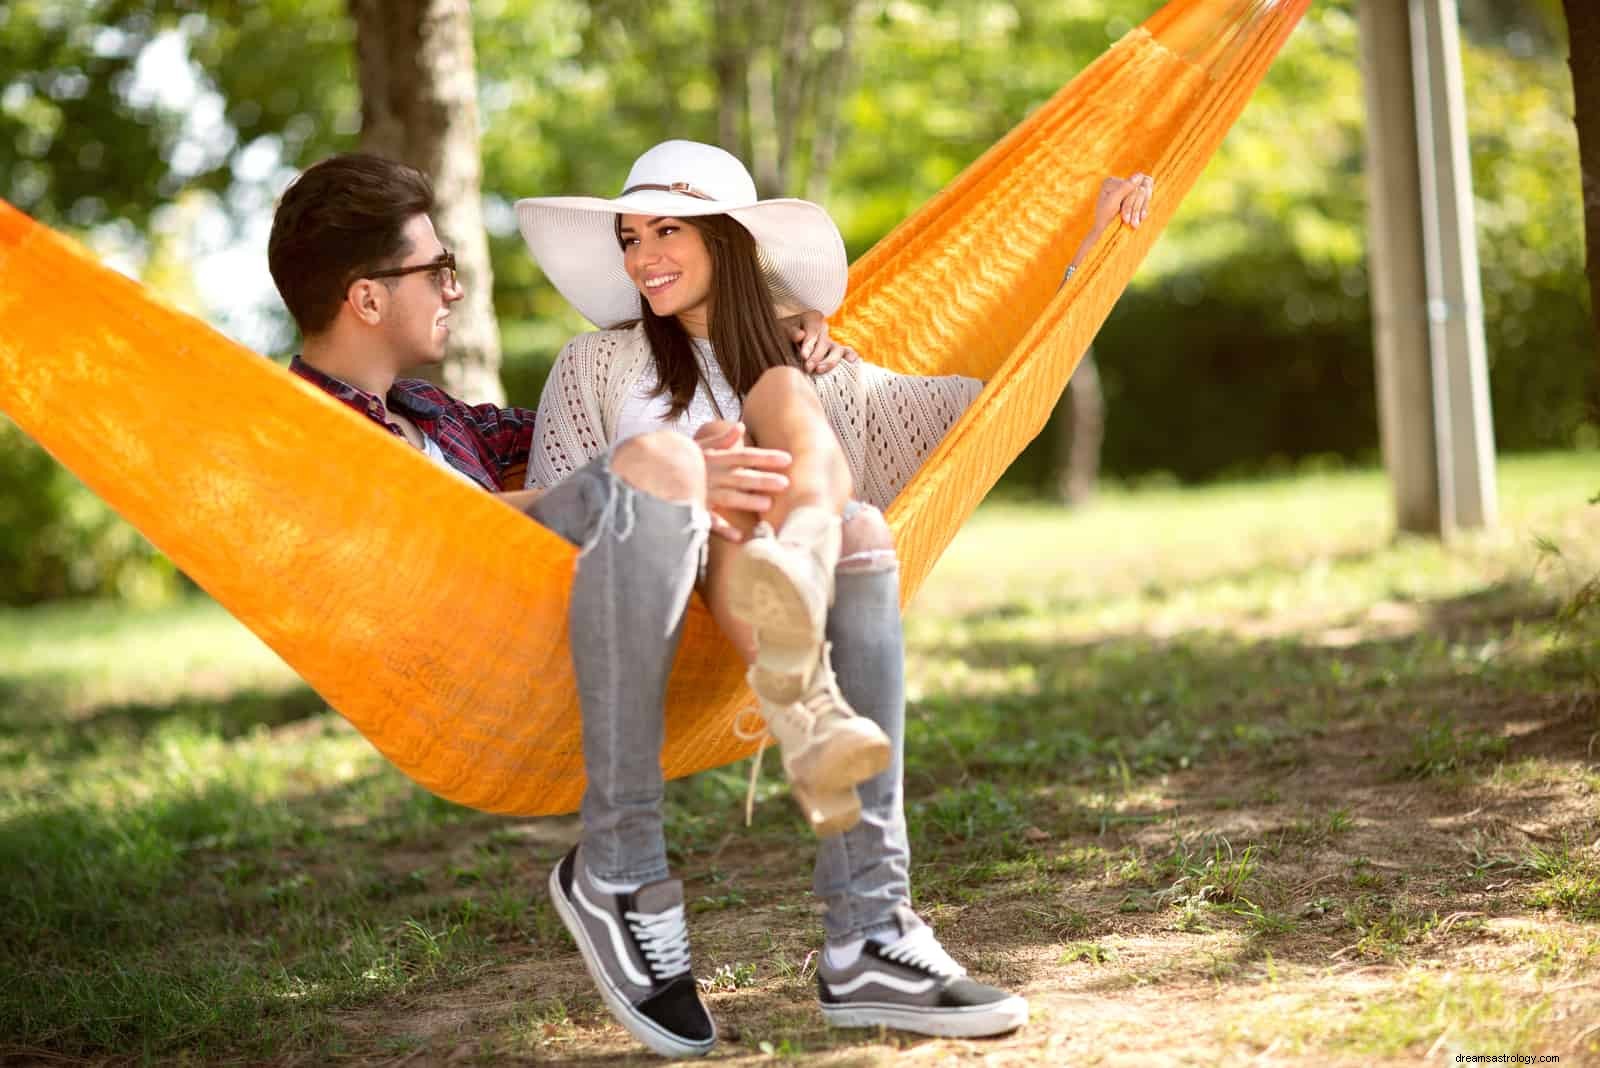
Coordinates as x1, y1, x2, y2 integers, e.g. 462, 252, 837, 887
290, 357, 535, 492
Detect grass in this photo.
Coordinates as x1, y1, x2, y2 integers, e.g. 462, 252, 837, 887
2, 451, 1598, 1063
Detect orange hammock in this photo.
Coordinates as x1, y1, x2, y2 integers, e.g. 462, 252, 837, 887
0, 0, 1308, 816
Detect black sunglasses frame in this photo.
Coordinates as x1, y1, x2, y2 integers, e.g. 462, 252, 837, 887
362, 251, 458, 289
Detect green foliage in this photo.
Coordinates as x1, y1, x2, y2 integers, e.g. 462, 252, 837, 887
1013, 2, 1597, 485
0, 0, 352, 232
0, 418, 179, 604
1, 0, 1595, 602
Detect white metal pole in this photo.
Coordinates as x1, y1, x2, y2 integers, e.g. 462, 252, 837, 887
1357, 0, 1497, 536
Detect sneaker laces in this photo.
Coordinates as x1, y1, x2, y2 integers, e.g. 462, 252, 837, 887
626, 903, 693, 981
878, 924, 967, 979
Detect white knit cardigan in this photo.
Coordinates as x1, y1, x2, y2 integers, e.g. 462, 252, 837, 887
525, 324, 981, 511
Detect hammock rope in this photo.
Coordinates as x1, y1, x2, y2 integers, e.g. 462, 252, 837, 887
0, 0, 1309, 816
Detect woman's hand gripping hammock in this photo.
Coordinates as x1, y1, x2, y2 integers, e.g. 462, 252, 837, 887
1062, 171, 1156, 285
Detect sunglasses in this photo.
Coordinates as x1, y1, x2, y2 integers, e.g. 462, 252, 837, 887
364, 251, 458, 292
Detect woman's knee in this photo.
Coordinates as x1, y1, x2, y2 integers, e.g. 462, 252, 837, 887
839, 504, 897, 572
610, 431, 706, 503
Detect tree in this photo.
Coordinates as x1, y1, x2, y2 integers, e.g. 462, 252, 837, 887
716, 0, 861, 199
348, 0, 504, 404
1561, 0, 1600, 343
1054, 352, 1104, 506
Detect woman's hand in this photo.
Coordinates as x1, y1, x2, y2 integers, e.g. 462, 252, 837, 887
693, 420, 792, 541
1093, 172, 1155, 233
779, 309, 861, 375
1064, 172, 1157, 284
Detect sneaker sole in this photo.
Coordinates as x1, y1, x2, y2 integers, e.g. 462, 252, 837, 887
820, 995, 1029, 1038
728, 543, 826, 661
547, 865, 715, 1058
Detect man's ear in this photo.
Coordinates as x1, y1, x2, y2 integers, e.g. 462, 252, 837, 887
346, 279, 385, 326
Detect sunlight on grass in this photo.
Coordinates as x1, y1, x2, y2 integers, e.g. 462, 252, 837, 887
914, 453, 1598, 628
1258, 972, 1555, 1057
0, 597, 297, 709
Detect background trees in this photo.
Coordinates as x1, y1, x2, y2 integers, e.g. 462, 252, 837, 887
350, 0, 503, 403
0, 0, 1592, 601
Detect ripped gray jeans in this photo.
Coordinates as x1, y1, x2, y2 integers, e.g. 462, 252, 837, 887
530, 451, 911, 942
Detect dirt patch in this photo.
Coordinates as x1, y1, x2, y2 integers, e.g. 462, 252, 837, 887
324, 687, 1600, 1064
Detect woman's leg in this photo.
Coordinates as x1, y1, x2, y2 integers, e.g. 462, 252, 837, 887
715, 368, 891, 834
812, 504, 910, 940
737, 365, 853, 530
702, 365, 853, 667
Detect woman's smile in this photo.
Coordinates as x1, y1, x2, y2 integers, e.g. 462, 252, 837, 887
620, 213, 713, 331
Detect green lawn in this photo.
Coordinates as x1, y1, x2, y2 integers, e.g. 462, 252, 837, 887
2, 452, 1596, 1064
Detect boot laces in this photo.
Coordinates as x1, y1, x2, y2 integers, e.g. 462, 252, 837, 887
732, 644, 847, 825
626, 903, 693, 981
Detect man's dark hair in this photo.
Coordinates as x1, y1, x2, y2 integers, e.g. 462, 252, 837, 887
268, 153, 435, 336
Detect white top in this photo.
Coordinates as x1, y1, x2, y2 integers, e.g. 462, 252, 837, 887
526, 324, 982, 511
614, 338, 743, 443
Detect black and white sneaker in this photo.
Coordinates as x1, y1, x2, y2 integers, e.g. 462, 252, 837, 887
548, 846, 715, 1058
817, 905, 1028, 1038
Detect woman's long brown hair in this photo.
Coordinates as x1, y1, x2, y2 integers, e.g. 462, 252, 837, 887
625, 214, 801, 419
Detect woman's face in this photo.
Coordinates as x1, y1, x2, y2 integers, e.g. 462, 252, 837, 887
619, 214, 713, 331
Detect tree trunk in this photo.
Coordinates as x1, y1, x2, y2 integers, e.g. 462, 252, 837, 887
349, 0, 504, 404
1055, 350, 1104, 506
713, 0, 749, 158
775, 0, 815, 194
1564, 0, 1600, 346
806, 2, 859, 202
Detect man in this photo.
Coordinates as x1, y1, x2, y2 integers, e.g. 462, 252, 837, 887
268, 153, 1027, 1059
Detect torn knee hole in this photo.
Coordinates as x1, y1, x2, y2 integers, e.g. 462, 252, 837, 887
838, 548, 898, 573
839, 505, 893, 571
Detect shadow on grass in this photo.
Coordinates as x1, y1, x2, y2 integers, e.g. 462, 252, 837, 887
4, 578, 1595, 1062
888, 580, 1598, 976
955, 573, 1560, 635
0, 761, 529, 1060
0, 677, 330, 763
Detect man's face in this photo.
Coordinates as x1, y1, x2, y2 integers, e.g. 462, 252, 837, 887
377, 215, 462, 369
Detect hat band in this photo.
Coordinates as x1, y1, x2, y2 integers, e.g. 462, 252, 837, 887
620, 181, 715, 201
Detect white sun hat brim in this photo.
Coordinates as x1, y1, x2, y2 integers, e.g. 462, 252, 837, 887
514, 189, 848, 330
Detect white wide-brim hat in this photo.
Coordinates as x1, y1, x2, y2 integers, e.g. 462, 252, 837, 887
515, 139, 847, 329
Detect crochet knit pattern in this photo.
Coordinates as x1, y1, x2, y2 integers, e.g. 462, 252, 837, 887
526, 325, 981, 511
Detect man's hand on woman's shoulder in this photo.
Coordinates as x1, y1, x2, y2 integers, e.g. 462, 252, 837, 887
778, 308, 861, 376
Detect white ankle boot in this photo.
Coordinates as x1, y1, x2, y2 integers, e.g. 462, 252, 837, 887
728, 505, 840, 670
731, 506, 890, 835
746, 645, 891, 835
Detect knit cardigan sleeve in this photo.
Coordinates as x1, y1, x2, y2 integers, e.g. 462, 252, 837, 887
524, 330, 630, 489
816, 359, 982, 512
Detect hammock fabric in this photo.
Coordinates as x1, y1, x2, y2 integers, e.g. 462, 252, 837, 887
0, 0, 1308, 816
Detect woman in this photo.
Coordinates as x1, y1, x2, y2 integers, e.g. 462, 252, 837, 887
515, 139, 1151, 1054
516, 140, 1153, 829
